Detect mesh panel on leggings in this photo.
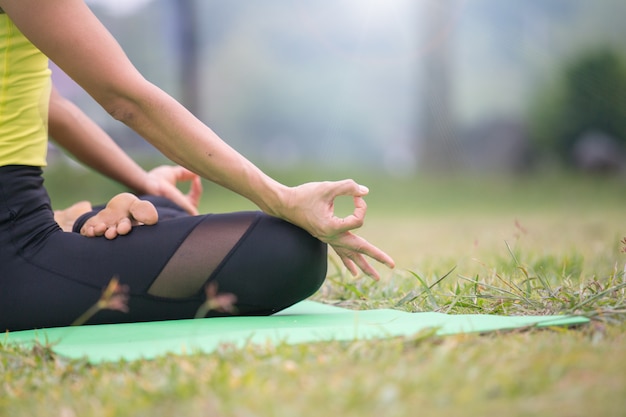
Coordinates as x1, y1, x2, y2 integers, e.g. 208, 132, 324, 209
147, 212, 257, 299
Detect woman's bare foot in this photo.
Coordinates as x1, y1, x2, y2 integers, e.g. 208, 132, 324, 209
54, 201, 93, 232
80, 193, 158, 239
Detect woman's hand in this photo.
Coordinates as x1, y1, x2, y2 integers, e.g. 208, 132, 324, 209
278, 180, 395, 280
142, 165, 203, 215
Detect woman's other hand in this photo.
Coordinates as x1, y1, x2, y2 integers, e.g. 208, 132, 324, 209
143, 165, 203, 215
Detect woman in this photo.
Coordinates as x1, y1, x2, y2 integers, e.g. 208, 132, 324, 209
0, 1, 394, 331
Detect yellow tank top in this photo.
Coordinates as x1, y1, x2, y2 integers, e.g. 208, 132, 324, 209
0, 13, 51, 167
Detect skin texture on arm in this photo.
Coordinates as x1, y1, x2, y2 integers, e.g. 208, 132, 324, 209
48, 85, 201, 215
1, 0, 394, 279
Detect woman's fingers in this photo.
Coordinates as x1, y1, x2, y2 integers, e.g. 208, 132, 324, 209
326, 179, 369, 199
329, 196, 367, 234
187, 175, 203, 209
331, 232, 395, 269
336, 249, 381, 281
338, 254, 359, 277
169, 165, 198, 182
146, 165, 203, 215
160, 182, 199, 215
327, 232, 396, 280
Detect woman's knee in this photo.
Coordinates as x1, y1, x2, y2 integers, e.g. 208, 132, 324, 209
259, 214, 327, 292
211, 213, 328, 312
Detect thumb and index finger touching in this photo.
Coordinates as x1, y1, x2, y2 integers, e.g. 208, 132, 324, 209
325, 179, 370, 233
151, 166, 203, 216
322, 179, 396, 270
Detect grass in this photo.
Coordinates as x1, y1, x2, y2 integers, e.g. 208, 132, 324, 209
3, 163, 626, 416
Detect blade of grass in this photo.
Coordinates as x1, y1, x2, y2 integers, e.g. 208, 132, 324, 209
458, 275, 542, 309
396, 267, 456, 308
569, 281, 626, 311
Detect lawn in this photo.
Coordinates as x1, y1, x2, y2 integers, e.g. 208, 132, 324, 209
2, 165, 626, 416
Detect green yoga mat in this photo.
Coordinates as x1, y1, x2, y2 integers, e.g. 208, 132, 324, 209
4, 301, 588, 363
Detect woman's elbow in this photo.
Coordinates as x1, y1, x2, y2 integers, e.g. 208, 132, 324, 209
99, 80, 156, 126
104, 98, 136, 125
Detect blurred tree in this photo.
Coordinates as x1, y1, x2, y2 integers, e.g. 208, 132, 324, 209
174, 0, 201, 115
529, 48, 626, 167
418, 0, 460, 172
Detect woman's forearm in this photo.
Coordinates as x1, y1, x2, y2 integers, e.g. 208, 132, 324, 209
48, 86, 151, 194
6, 0, 290, 216
107, 82, 291, 217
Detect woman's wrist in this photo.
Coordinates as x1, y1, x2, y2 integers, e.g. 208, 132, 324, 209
252, 175, 292, 220
136, 171, 159, 196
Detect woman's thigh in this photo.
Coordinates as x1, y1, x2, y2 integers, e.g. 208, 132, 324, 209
1, 210, 327, 331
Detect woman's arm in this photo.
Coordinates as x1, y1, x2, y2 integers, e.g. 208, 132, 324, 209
48, 85, 150, 193
6, 0, 279, 212
1, 0, 394, 278
48, 85, 201, 214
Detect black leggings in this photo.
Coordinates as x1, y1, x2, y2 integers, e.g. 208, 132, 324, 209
0, 165, 327, 331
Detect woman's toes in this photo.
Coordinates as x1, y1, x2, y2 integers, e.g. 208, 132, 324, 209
104, 226, 119, 240
93, 222, 109, 236
115, 218, 133, 236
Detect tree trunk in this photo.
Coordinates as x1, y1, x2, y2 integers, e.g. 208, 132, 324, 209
175, 0, 201, 116
418, 0, 459, 173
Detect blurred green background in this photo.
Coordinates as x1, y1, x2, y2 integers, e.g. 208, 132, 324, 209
47, 0, 626, 207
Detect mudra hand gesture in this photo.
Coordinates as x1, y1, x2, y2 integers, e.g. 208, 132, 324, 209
276, 179, 395, 281
142, 165, 203, 215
